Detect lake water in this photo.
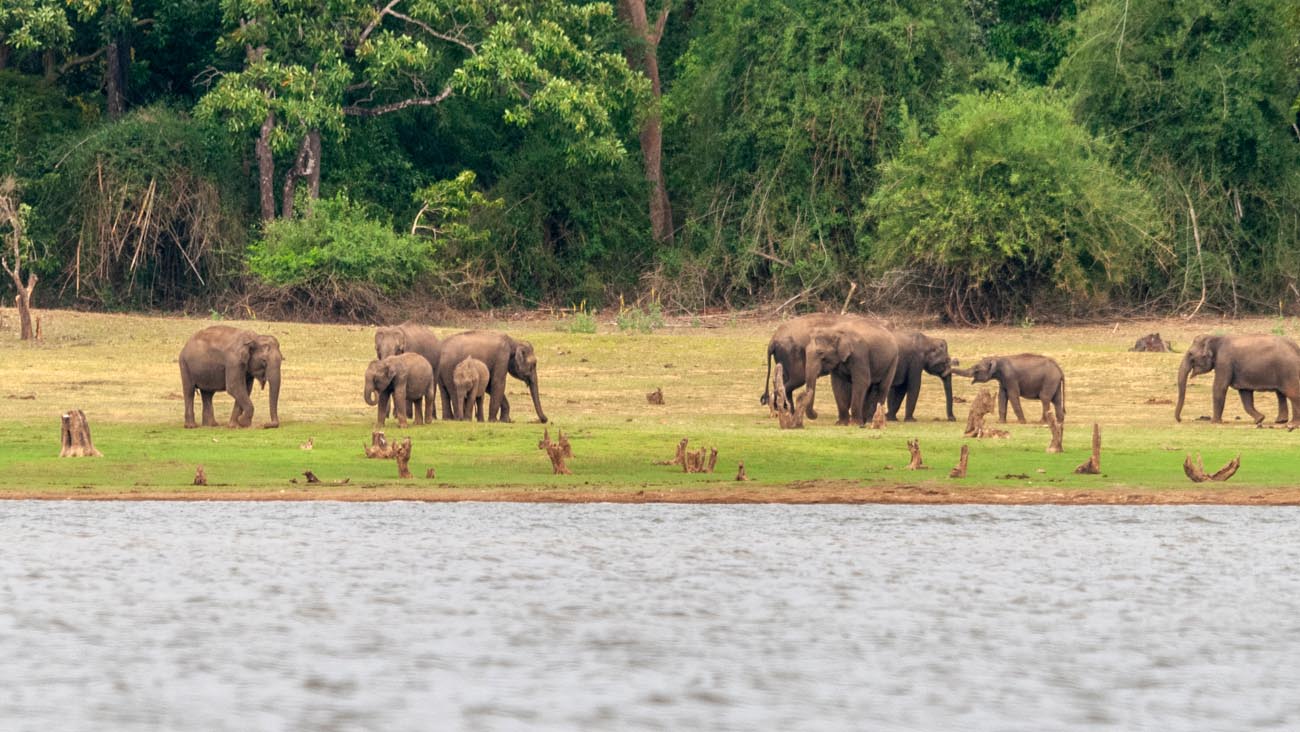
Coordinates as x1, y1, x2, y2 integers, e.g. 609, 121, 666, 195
0, 502, 1297, 731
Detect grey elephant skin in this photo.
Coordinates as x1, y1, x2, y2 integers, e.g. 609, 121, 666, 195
436, 331, 547, 423
179, 325, 282, 429
452, 357, 490, 421
803, 319, 900, 426
963, 354, 1065, 423
761, 312, 891, 419
364, 352, 435, 427
375, 322, 441, 419
887, 331, 956, 422
1174, 334, 1300, 426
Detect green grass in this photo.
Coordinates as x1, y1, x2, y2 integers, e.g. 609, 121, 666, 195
0, 309, 1295, 498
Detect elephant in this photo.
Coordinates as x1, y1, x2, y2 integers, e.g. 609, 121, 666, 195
179, 325, 282, 429
452, 357, 490, 421
436, 331, 547, 423
363, 352, 435, 428
375, 322, 441, 419
802, 319, 900, 426
1174, 334, 1300, 426
760, 313, 892, 419
886, 331, 956, 422
962, 354, 1065, 424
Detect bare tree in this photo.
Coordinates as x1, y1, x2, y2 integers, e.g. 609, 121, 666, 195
0, 177, 38, 340
618, 0, 674, 245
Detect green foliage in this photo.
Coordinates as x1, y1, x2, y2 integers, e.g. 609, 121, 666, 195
0, 71, 92, 175
981, 0, 1076, 84
864, 88, 1164, 323
247, 193, 435, 294
615, 298, 663, 333
560, 302, 599, 334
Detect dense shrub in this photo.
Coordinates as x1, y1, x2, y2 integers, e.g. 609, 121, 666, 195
863, 88, 1164, 323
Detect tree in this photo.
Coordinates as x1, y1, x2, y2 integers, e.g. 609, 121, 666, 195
864, 88, 1164, 323
618, 0, 673, 244
0, 177, 38, 340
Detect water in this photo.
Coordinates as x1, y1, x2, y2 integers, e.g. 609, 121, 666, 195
0, 502, 1297, 731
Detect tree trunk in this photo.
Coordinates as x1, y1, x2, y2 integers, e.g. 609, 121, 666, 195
948, 444, 968, 478
256, 113, 276, 221
43, 49, 56, 81
0, 39, 11, 71
1, 178, 37, 340
280, 129, 321, 219
60, 410, 103, 457
618, 0, 674, 244
105, 40, 126, 120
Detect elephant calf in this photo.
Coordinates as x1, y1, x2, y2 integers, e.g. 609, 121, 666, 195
963, 353, 1065, 424
452, 357, 490, 421
364, 353, 435, 428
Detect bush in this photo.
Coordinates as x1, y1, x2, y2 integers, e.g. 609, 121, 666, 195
862, 88, 1165, 323
248, 193, 436, 294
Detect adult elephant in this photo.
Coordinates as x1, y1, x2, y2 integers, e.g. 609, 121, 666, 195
1174, 334, 1300, 426
375, 321, 441, 419
760, 313, 891, 419
436, 331, 547, 423
963, 354, 1064, 424
179, 325, 282, 429
887, 331, 956, 422
803, 319, 899, 426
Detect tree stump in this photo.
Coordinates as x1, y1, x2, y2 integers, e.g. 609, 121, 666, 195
963, 389, 1009, 438
646, 387, 664, 405
1046, 414, 1064, 453
303, 470, 321, 484
364, 431, 393, 458
771, 363, 790, 416
1074, 423, 1101, 474
425, 468, 436, 479
870, 403, 886, 430
735, 462, 750, 481
949, 444, 969, 478
538, 428, 573, 475
393, 437, 413, 479
906, 439, 927, 470
682, 446, 717, 474
655, 438, 689, 466
1183, 453, 1240, 483
193, 465, 207, 486
59, 409, 102, 457
777, 391, 807, 429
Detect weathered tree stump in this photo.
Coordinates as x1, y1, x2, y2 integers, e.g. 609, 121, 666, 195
771, 363, 790, 416
655, 438, 689, 466
303, 469, 321, 484
299, 437, 314, 450
777, 391, 807, 429
1130, 333, 1173, 352
193, 465, 207, 486
1183, 453, 1240, 483
906, 439, 927, 470
949, 444, 969, 478
646, 387, 664, 405
364, 431, 393, 458
735, 462, 750, 481
1046, 414, 1064, 453
538, 428, 573, 475
33, 316, 42, 341
963, 389, 1009, 438
393, 437, 413, 478
1074, 423, 1102, 474
59, 409, 102, 457
682, 446, 718, 474
425, 467, 436, 479
870, 403, 886, 430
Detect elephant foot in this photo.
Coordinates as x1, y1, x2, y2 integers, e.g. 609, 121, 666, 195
1287, 420, 1300, 430
262, 421, 279, 429
903, 417, 916, 423
835, 419, 849, 426
946, 416, 956, 422
806, 408, 819, 420
184, 422, 197, 429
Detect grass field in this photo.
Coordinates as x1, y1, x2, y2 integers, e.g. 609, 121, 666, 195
2, 308, 1299, 503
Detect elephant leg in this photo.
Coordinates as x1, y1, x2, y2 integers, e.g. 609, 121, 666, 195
903, 377, 921, 422
849, 379, 869, 426
1211, 372, 1229, 423
499, 393, 512, 423
997, 387, 1009, 423
1239, 389, 1265, 425
394, 393, 410, 428
1287, 391, 1300, 429
1274, 392, 1289, 424
200, 390, 217, 427
830, 374, 852, 425
1005, 385, 1027, 423
885, 384, 904, 421
182, 368, 199, 428
439, 381, 454, 421
1054, 384, 1065, 423
376, 391, 388, 428
412, 396, 425, 425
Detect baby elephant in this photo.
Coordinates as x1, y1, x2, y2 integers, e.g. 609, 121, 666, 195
964, 353, 1065, 424
363, 352, 435, 427
452, 357, 490, 421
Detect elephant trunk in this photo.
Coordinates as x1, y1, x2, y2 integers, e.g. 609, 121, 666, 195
1174, 356, 1191, 422
942, 373, 955, 421
364, 379, 379, 406
528, 373, 547, 423
265, 359, 281, 427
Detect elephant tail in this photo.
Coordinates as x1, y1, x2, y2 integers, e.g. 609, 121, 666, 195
760, 343, 774, 406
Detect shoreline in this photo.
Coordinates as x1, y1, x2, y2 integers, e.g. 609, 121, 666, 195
4, 482, 1299, 505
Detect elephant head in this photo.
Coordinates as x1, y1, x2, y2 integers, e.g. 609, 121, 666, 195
375, 327, 406, 360
507, 339, 547, 423
922, 338, 954, 377
242, 333, 282, 427
967, 357, 1000, 383
804, 328, 851, 398
364, 358, 395, 406
1175, 336, 1218, 422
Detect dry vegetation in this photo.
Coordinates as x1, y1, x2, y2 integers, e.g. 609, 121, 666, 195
2, 308, 1300, 503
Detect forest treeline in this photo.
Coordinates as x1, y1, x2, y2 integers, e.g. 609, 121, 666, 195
1, 0, 1298, 323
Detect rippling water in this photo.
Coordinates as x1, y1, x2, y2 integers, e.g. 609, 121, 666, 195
1, 502, 1298, 730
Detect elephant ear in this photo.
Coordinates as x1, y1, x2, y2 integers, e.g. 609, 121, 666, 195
235, 331, 258, 371
835, 332, 853, 363
988, 359, 1002, 378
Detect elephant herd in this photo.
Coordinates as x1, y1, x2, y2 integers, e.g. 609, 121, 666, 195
176, 314, 1300, 432
761, 313, 1300, 429
177, 322, 547, 429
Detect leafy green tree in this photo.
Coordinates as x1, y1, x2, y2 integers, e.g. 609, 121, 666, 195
1057, 0, 1300, 313
864, 88, 1164, 323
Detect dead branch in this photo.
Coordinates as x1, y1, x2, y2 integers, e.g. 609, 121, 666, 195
906, 439, 927, 470
393, 437, 413, 478
1046, 414, 1064, 453
1, 177, 37, 340
963, 389, 1009, 438
538, 428, 572, 475
655, 438, 689, 466
1074, 423, 1101, 474
59, 409, 102, 457
770, 362, 790, 416
778, 389, 807, 429
948, 444, 969, 478
1183, 453, 1241, 483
